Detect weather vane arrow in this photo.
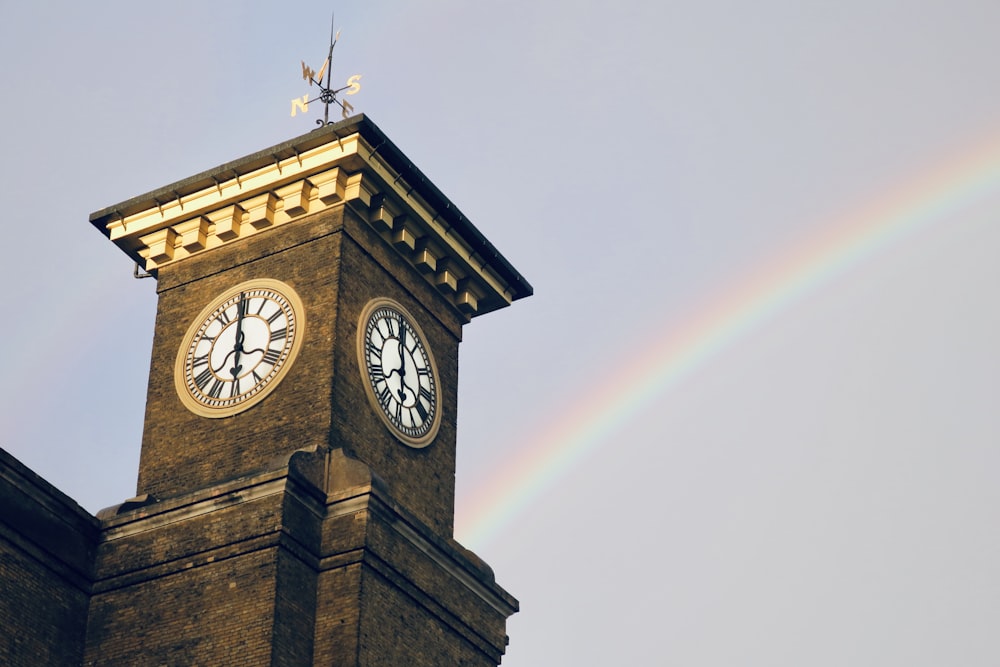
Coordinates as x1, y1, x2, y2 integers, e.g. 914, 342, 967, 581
291, 14, 362, 125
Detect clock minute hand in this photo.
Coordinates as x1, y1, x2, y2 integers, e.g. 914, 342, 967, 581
396, 320, 408, 401
230, 292, 246, 378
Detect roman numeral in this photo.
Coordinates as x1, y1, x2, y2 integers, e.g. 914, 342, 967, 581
217, 309, 231, 325
266, 310, 284, 325
419, 386, 434, 403
378, 385, 393, 410
270, 327, 287, 342
263, 349, 282, 366
194, 368, 213, 389
414, 401, 428, 420
366, 340, 382, 359
369, 365, 385, 382
191, 353, 209, 369
207, 379, 224, 399
380, 318, 394, 338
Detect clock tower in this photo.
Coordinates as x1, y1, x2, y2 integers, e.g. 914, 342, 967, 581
82, 115, 530, 665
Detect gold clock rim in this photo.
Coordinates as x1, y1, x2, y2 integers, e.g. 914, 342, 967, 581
173, 278, 306, 419
356, 297, 442, 448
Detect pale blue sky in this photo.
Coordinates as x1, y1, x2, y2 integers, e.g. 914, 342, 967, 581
2, 2, 999, 665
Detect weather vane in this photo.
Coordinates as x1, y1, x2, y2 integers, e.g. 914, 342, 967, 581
291, 14, 362, 126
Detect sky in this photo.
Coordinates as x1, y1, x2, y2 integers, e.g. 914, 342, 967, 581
2, 2, 999, 665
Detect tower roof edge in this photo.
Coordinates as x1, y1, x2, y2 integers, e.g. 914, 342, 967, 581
89, 114, 532, 305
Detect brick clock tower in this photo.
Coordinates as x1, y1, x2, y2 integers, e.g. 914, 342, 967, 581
84, 115, 531, 665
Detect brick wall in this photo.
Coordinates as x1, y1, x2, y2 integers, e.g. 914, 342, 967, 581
137, 201, 467, 537
0, 442, 514, 666
330, 207, 464, 537
0, 449, 97, 667
137, 208, 345, 500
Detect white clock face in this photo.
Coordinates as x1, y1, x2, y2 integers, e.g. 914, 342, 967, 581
175, 279, 304, 418
358, 298, 441, 447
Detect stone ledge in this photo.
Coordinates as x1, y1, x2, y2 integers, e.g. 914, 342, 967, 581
89, 115, 532, 318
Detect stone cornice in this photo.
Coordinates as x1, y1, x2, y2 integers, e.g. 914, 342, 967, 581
89, 115, 532, 318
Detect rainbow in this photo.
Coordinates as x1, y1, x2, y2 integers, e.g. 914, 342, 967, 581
455, 132, 1000, 548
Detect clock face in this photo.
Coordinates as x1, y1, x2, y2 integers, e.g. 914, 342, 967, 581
174, 279, 305, 418
358, 298, 441, 448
